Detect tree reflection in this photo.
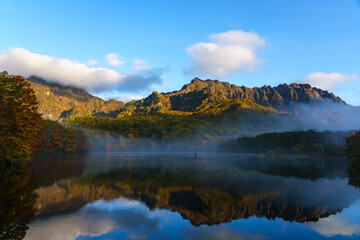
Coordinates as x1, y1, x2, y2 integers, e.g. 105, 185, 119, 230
33, 164, 347, 226
0, 165, 37, 239
347, 158, 360, 188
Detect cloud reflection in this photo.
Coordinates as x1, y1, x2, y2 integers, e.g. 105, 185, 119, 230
25, 198, 161, 240
306, 200, 360, 237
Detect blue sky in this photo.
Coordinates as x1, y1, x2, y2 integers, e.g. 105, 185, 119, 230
0, 0, 359, 105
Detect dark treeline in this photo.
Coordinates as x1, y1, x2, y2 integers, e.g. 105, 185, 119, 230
346, 131, 360, 187
219, 130, 354, 155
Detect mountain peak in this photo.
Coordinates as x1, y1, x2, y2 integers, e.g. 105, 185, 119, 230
178, 78, 344, 107
16, 74, 347, 121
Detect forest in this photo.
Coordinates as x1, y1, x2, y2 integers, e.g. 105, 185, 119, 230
346, 131, 360, 187
36, 120, 88, 154
1, 73, 360, 162
219, 130, 352, 156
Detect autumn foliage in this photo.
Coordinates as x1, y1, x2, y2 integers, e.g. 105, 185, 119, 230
37, 120, 88, 154
0, 75, 42, 163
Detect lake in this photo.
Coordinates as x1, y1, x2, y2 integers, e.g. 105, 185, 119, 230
1, 152, 360, 240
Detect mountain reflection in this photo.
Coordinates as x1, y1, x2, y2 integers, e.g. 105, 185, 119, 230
29, 154, 360, 226
2, 153, 360, 240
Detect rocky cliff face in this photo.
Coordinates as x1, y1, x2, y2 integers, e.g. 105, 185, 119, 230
23, 75, 346, 120
174, 78, 344, 108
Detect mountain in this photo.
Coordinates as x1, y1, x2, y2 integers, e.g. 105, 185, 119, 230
171, 78, 344, 108
11, 74, 348, 121
3, 72, 357, 148
117, 78, 345, 117
118, 90, 277, 118
27, 76, 125, 120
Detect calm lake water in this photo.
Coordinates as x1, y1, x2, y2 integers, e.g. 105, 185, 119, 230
1, 152, 360, 240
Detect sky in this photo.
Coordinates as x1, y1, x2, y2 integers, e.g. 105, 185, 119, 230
0, 0, 359, 105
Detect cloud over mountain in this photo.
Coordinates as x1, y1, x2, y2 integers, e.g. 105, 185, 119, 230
184, 30, 266, 78
301, 72, 358, 90
0, 48, 162, 93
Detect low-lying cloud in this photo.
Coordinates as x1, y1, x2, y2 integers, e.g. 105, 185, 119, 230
300, 72, 358, 90
184, 30, 266, 78
0, 48, 163, 93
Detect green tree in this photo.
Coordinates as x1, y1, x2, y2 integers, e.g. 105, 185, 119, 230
0, 75, 42, 164
345, 131, 360, 159
345, 131, 360, 188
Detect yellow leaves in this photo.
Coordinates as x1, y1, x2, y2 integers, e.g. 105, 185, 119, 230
1, 75, 42, 163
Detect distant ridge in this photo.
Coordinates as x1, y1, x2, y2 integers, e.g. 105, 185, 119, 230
0, 71, 347, 121
172, 78, 344, 107
27, 76, 125, 120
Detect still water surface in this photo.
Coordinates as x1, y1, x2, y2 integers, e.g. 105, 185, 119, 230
2, 153, 360, 240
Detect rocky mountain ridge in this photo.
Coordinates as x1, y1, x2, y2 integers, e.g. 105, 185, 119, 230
170, 78, 344, 107
120, 78, 345, 117
0, 71, 347, 121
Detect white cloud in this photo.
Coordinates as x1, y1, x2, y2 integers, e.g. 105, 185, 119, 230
133, 58, 151, 72
306, 200, 360, 237
307, 216, 360, 237
86, 60, 98, 66
301, 72, 358, 90
0, 48, 162, 92
105, 53, 126, 66
184, 30, 266, 78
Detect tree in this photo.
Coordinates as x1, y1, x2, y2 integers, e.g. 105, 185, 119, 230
345, 131, 360, 159
0, 75, 42, 164
345, 131, 360, 188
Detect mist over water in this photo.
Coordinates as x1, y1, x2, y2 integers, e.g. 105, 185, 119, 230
287, 102, 360, 131
18, 153, 360, 240
73, 102, 360, 152
221, 102, 360, 138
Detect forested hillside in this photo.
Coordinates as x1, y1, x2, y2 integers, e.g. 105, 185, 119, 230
220, 130, 352, 155
2, 71, 359, 153
28, 76, 125, 121
23, 75, 348, 121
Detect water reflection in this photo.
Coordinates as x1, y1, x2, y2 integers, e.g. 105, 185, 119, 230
306, 200, 360, 237
347, 157, 360, 189
1, 153, 360, 240
30, 154, 360, 225
0, 165, 37, 239
25, 198, 164, 240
